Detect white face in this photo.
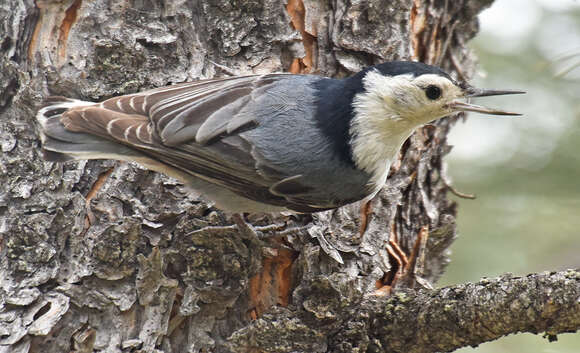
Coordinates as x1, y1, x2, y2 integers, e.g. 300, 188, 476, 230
349, 70, 465, 182
358, 70, 464, 127
349, 69, 521, 185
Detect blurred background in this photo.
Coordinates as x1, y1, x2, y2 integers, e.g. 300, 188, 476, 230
439, 0, 580, 352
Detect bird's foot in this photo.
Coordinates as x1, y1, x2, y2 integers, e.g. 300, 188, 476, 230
232, 213, 300, 240
232, 213, 261, 240
373, 225, 430, 295
207, 59, 240, 76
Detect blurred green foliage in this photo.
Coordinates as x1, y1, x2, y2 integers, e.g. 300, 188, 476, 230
439, 0, 580, 351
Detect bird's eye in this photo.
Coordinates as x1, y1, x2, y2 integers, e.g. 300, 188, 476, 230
425, 85, 442, 100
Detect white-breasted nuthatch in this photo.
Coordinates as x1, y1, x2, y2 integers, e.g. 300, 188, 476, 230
36, 61, 523, 217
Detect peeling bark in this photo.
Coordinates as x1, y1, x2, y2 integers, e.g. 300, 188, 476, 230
0, 1, 577, 353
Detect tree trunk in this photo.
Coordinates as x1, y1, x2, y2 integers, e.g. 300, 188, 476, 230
1, 1, 578, 352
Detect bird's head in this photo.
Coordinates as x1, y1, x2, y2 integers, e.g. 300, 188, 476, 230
351, 61, 524, 133
347, 61, 524, 180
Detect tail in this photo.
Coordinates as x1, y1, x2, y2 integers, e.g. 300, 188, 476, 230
36, 97, 143, 162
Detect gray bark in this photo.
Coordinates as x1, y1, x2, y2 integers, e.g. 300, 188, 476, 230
228, 270, 580, 353
0, 0, 577, 352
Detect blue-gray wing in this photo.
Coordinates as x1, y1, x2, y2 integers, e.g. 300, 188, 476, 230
56, 74, 347, 212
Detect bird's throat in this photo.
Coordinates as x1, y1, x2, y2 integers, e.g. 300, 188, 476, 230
349, 113, 415, 190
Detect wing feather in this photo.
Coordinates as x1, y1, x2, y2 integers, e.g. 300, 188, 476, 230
58, 73, 338, 212
167, 87, 253, 145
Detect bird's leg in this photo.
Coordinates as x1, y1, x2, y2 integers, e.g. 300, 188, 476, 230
83, 166, 115, 229
187, 224, 238, 236
359, 199, 374, 236
385, 233, 409, 286
253, 222, 289, 233
230, 213, 291, 240
398, 226, 431, 289
373, 224, 409, 295
231, 213, 261, 240
207, 59, 240, 76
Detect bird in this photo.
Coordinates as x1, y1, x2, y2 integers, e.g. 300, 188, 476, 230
36, 61, 523, 233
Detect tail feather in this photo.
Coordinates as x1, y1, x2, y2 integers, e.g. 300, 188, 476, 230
36, 97, 142, 162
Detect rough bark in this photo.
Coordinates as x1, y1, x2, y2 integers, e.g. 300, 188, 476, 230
0, 0, 577, 353
228, 270, 580, 353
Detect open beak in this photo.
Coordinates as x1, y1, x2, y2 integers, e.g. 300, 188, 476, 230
448, 87, 526, 116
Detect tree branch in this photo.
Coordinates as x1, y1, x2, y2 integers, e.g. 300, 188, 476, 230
229, 270, 580, 353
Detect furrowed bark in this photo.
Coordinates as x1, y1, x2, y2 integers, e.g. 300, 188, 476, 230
228, 270, 580, 353
1, 0, 577, 352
